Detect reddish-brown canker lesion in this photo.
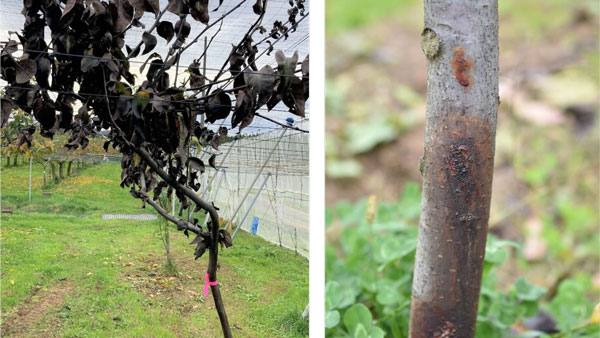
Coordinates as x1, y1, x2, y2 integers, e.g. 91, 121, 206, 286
451, 47, 475, 88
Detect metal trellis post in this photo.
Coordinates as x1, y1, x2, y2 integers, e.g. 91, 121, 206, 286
232, 171, 272, 240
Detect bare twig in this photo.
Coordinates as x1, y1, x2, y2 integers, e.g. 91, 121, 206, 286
194, 20, 224, 66
181, 1, 248, 54
206, 0, 269, 94
127, 5, 170, 60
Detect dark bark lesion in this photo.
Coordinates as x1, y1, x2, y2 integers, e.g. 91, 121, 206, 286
411, 115, 495, 337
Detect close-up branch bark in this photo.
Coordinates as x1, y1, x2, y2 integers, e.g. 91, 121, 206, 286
409, 1, 499, 337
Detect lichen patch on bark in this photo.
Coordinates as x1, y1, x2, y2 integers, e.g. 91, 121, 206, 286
451, 47, 474, 88
421, 28, 441, 60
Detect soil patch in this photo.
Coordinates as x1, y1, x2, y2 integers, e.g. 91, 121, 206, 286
1, 280, 74, 337
116, 251, 253, 335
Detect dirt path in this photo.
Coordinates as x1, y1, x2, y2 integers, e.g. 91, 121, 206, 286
2, 280, 74, 337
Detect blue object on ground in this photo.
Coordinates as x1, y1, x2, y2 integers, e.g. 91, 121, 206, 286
251, 216, 259, 234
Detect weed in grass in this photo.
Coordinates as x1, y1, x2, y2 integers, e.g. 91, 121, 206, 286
279, 307, 310, 337
163, 259, 178, 277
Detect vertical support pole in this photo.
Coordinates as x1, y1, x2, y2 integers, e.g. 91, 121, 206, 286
28, 156, 33, 202
277, 225, 282, 246
294, 227, 298, 255
203, 37, 207, 89
409, 1, 499, 337
232, 172, 272, 240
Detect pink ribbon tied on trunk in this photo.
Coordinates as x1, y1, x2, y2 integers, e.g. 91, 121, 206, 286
203, 273, 218, 296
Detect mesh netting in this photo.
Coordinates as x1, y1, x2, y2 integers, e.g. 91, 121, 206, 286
206, 121, 308, 256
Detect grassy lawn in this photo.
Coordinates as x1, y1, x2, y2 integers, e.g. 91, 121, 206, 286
1, 161, 308, 337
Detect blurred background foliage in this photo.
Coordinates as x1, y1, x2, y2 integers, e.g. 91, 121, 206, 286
325, 0, 599, 336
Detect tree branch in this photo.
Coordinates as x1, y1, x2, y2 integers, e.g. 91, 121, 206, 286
204, 12, 309, 98
143, 194, 209, 239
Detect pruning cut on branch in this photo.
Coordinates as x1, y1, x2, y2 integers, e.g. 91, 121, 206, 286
0, 0, 308, 336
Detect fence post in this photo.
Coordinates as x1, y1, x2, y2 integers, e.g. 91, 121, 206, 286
277, 225, 282, 246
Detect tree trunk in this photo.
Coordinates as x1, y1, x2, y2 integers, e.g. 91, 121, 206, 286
58, 161, 65, 179
50, 161, 60, 183
13, 156, 18, 167
67, 161, 73, 176
6, 156, 10, 167
409, 1, 498, 337
165, 226, 172, 264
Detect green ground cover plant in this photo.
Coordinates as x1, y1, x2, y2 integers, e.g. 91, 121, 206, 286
325, 184, 599, 338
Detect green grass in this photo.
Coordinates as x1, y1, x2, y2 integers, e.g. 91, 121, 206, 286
1, 161, 308, 337
1, 161, 144, 215
326, 0, 588, 40
326, 0, 418, 35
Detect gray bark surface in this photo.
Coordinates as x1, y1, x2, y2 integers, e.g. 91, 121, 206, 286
409, 1, 499, 337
